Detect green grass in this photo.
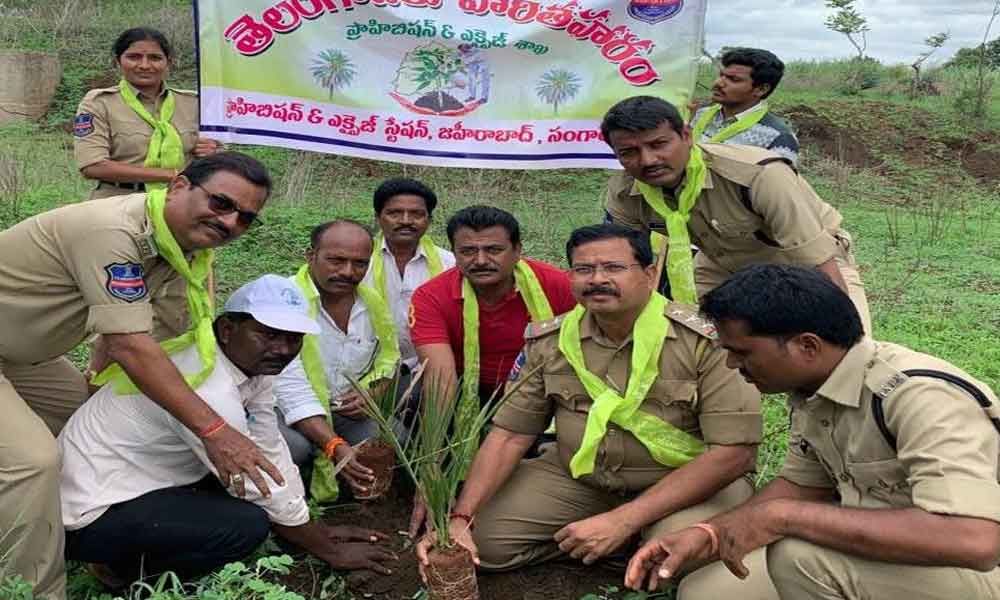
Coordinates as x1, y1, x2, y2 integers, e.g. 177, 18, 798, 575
3, 4, 1000, 597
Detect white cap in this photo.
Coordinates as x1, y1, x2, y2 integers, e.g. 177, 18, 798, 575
222, 275, 320, 335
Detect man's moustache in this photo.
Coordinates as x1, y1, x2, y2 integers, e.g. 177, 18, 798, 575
583, 286, 619, 297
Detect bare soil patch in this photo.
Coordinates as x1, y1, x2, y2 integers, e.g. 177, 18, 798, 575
279, 476, 624, 599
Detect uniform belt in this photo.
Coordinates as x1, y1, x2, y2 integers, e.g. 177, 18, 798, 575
98, 181, 145, 192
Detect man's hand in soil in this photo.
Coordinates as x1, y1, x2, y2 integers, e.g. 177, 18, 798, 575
333, 442, 375, 496
625, 526, 714, 592
415, 518, 480, 583
323, 542, 397, 574
554, 512, 637, 565
325, 524, 388, 543
206, 424, 284, 498
334, 389, 368, 420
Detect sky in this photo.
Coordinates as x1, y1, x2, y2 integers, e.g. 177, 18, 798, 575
704, 0, 998, 65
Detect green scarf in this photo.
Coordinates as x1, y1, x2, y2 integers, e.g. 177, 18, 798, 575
455, 260, 554, 472
370, 232, 445, 299
560, 293, 705, 478
92, 189, 216, 392
691, 102, 768, 144
118, 79, 185, 192
637, 144, 707, 305
293, 264, 401, 502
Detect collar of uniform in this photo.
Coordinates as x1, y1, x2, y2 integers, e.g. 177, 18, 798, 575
579, 304, 677, 348
802, 337, 876, 408
380, 234, 430, 263
717, 101, 767, 125
121, 79, 167, 106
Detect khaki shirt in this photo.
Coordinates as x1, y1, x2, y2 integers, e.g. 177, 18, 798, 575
780, 338, 1000, 524
494, 302, 762, 494
0, 193, 188, 365
605, 144, 845, 273
73, 83, 199, 198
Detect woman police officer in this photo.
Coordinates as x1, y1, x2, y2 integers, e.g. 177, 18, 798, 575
73, 27, 221, 199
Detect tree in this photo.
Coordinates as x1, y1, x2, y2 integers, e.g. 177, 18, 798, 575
911, 32, 950, 98
948, 40, 1000, 70
310, 49, 357, 100
825, 0, 869, 60
535, 68, 581, 116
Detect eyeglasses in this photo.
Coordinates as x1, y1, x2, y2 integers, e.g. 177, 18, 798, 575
569, 262, 642, 278
194, 184, 261, 228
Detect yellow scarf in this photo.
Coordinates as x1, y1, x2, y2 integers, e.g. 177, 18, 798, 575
455, 260, 554, 472
636, 144, 707, 305
560, 293, 705, 477
92, 189, 216, 392
370, 232, 445, 298
292, 264, 401, 502
118, 79, 184, 192
691, 102, 769, 143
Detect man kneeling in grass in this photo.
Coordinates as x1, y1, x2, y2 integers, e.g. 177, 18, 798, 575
58, 275, 396, 589
626, 264, 1000, 599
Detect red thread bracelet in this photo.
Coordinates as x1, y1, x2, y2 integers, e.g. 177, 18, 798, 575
323, 436, 347, 459
691, 522, 719, 556
449, 512, 475, 530
198, 417, 226, 439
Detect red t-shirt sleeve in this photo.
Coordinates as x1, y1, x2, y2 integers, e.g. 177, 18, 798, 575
409, 278, 452, 347
530, 259, 578, 316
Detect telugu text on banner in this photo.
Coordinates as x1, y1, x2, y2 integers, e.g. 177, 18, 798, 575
196, 0, 706, 169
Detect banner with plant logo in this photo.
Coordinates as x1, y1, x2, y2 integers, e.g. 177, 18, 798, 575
196, 0, 706, 169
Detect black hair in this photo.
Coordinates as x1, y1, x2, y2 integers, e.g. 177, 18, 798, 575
721, 47, 785, 99
309, 218, 373, 249
566, 223, 653, 267
181, 152, 273, 199
700, 264, 863, 348
446, 205, 520, 246
212, 311, 252, 339
600, 96, 685, 146
373, 177, 438, 216
113, 27, 173, 61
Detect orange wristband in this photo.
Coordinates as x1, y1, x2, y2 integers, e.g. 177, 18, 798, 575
198, 417, 226, 439
691, 522, 719, 556
323, 436, 347, 459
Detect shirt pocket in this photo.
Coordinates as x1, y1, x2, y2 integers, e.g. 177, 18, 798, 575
347, 337, 379, 379
845, 458, 912, 508
543, 372, 591, 412
707, 214, 761, 240
108, 117, 153, 163
641, 378, 699, 433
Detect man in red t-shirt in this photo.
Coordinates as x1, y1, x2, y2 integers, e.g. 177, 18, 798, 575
410, 205, 576, 400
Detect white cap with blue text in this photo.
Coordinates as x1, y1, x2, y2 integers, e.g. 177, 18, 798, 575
223, 274, 320, 335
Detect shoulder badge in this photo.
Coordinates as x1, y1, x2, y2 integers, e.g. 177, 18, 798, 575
104, 262, 148, 302
508, 350, 528, 382
73, 114, 94, 137
665, 302, 717, 339
864, 354, 909, 398
523, 313, 566, 340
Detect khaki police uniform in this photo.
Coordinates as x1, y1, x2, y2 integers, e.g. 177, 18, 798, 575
73, 83, 200, 200
605, 143, 871, 329
770, 337, 1000, 599
0, 193, 188, 600
475, 303, 778, 599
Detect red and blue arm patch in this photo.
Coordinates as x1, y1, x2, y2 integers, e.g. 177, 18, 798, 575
104, 262, 148, 302
73, 113, 94, 137
508, 350, 527, 382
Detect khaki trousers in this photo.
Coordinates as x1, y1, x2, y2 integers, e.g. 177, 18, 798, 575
768, 537, 1000, 600
0, 356, 89, 600
474, 449, 778, 599
693, 245, 872, 333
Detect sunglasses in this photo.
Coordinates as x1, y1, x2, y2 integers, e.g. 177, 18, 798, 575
194, 184, 261, 228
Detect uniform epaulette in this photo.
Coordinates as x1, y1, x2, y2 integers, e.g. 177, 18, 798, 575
169, 87, 198, 96
863, 355, 909, 399
523, 313, 566, 340
700, 143, 792, 187
82, 87, 120, 100
665, 302, 717, 339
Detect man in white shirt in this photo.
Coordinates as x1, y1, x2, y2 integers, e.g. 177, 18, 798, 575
275, 220, 401, 497
363, 177, 455, 372
59, 275, 396, 587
